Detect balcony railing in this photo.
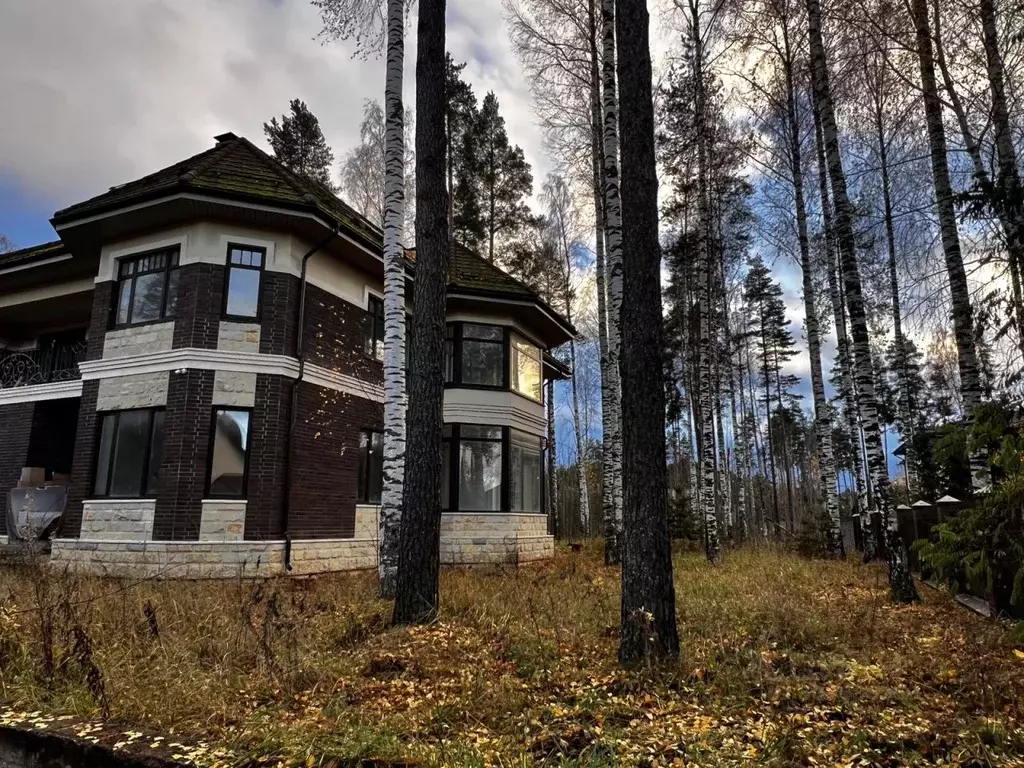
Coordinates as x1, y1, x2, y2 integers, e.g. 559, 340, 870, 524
0, 342, 86, 390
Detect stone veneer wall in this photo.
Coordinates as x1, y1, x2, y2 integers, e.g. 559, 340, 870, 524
80, 500, 155, 541
199, 500, 246, 541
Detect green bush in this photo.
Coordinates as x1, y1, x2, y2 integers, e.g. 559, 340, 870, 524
915, 474, 1024, 618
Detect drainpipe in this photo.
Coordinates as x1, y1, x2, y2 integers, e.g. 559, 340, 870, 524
282, 225, 339, 570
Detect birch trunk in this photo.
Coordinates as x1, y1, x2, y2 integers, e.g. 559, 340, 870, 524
378, 0, 408, 597
602, 0, 625, 563
908, 0, 988, 493
617, 0, 679, 664
588, 0, 618, 563
979, 0, 1024, 362
812, 97, 873, 559
780, 38, 841, 555
805, 0, 917, 602
689, 0, 721, 563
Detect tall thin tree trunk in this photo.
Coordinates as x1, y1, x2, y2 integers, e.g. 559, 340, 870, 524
909, 0, 988, 493
979, 0, 1024, 363
568, 338, 591, 535
547, 379, 559, 538
378, 0, 408, 597
760, 302, 780, 533
780, 42, 840, 554
813, 97, 873, 559
805, 0, 917, 601
393, 0, 450, 625
602, 0, 625, 565
617, 0, 679, 664
688, 0, 720, 563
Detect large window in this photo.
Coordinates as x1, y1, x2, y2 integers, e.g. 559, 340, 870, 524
511, 334, 543, 402
114, 248, 180, 327
458, 425, 503, 511
208, 409, 251, 497
93, 409, 165, 497
224, 245, 264, 319
461, 324, 505, 387
364, 296, 385, 362
510, 429, 543, 512
357, 429, 384, 503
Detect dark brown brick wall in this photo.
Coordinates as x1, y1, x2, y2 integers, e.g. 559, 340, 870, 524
87, 282, 113, 360
152, 370, 214, 541
62, 381, 100, 538
26, 398, 80, 476
288, 383, 382, 539
244, 374, 292, 539
172, 263, 225, 349
0, 403, 34, 537
259, 272, 300, 357
303, 283, 383, 385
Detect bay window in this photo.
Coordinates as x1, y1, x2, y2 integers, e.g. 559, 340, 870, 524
510, 429, 543, 512
441, 424, 545, 513
511, 334, 542, 401
444, 322, 544, 403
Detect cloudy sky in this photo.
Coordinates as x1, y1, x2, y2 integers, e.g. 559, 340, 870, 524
0, 0, 566, 247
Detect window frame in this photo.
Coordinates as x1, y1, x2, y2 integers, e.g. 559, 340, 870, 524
364, 294, 386, 363
443, 423, 511, 513
221, 243, 266, 321
357, 428, 385, 504
445, 322, 511, 392
509, 428, 544, 513
510, 333, 544, 403
92, 407, 166, 499
205, 407, 254, 499
111, 247, 181, 329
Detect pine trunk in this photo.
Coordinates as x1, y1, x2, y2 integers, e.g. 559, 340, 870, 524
393, 0, 450, 625
617, 0, 679, 664
909, 0, 988, 493
569, 338, 591, 535
781, 48, 840, 554
805, 0, 917, 602
378, 0, 408, 597
547, 380, 559, 537
602, 0, 625, 563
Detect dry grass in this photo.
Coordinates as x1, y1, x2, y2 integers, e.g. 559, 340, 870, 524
1, 543, 1023, 766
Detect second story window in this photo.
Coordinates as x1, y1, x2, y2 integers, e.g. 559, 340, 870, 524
115, 248, 179, 327
364, 295, 385, 361
511, 334, 543, 402
224, 245, 264, 319
461, 324, 504, 387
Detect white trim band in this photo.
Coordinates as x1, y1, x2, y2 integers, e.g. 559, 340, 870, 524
0, 380, 83, 405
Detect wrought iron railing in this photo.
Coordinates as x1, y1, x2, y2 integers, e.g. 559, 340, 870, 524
0, 342, 86, 389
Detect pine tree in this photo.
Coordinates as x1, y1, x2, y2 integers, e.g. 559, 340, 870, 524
263, 99, 336, 188
393, 0, 449, 625
617, 0, 679, 665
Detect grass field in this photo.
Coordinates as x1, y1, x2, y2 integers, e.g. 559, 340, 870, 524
1, 544, 1023, 766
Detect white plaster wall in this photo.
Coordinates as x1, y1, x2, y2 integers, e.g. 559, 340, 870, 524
305, 249, 381, 310
97, 228, 192, 283
80, 500, 156, 541
212, 371, 256, 407
97, 372, 169, 410
443, 388, 546, 436
217, 321, 261, 352
199, 500, 246, 541
102, 323, 175, 359
0, 278, 93, 309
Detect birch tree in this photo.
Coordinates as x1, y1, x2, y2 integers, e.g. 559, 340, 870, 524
803, 0, 918, 601
315, 0, 409, 597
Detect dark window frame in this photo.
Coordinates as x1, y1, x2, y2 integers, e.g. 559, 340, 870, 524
92, 407, 165, 499
205, 407, 254, 499
357, 428, 385, 504
443, 423, 511, 513
364, 295, 386, 363
221, 243, 266, 321
510, 332, 544, 404
111, 247, 181, 329
445, 322, 511, 392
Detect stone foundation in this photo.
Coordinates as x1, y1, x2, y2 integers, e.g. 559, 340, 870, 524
49, 512, 554, 578
80, 500, 156, 541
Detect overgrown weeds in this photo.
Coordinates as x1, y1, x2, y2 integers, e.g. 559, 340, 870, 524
1, 544, 1021, 766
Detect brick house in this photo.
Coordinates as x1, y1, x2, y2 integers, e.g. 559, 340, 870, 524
0, 132, 574, 578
